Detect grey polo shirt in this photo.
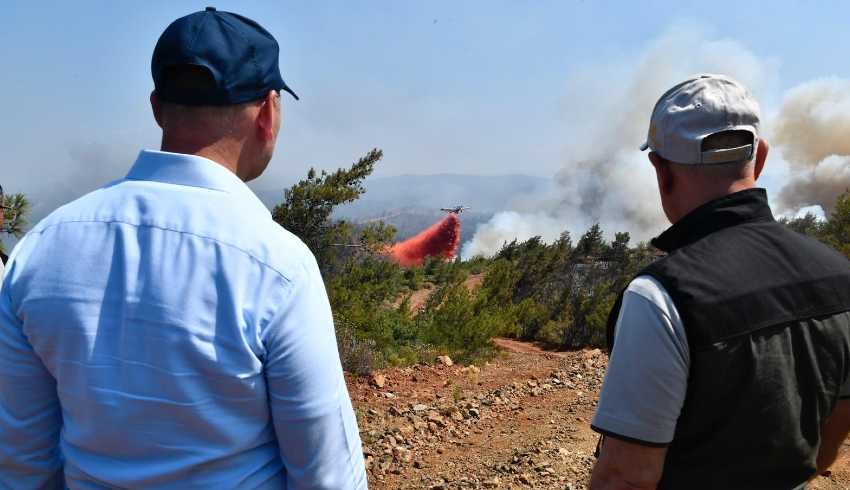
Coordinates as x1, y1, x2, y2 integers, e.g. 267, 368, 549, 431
592, 275, 850, 446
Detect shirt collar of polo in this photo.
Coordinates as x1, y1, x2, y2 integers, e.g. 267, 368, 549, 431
126, 150, 270, 214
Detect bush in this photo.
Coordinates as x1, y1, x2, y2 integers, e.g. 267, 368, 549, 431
334, 316, 378, 375
415, 282, 499, 365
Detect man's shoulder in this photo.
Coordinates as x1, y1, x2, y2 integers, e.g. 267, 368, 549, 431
29, 182, 121, 234
781, 225, 850, 270
625, 275, 667, 301
623, 275, 682, 327
25, 179, 319, 282
246, 221, 317, 279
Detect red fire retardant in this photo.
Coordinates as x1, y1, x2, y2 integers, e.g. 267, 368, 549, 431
385, 213, 461, 267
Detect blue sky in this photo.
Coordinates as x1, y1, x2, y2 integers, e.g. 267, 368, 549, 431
2, 1, 849, 222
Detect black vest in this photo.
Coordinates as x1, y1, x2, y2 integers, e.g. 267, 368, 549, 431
606, 189, 850, 489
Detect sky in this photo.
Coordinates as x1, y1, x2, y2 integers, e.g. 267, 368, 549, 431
3, 1, 850, 225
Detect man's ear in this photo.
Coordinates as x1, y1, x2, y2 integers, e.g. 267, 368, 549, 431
150, 91, 164, 129
256, 90, 279, 142
753, 138, 769, 181
649, 152, 674, 195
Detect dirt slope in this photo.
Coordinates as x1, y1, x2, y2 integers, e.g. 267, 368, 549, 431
347, 338, 850, 489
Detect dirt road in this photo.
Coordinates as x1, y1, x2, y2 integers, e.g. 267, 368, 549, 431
347, 338, 850, 489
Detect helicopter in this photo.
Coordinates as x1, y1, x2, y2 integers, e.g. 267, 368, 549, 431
440, 205, 470, 214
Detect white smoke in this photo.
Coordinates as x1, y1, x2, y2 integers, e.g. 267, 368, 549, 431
461, 26, 776, 259
772, 78, 850, 215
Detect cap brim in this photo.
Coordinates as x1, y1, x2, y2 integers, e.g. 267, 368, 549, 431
281, 83, 299, 101
639, 141, 649, 151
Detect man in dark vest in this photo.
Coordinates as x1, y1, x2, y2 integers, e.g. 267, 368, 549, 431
589, 74, 850, 489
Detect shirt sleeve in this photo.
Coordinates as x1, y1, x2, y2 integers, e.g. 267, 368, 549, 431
591, 275, 690, 446
261, 253, 367, 490
0, 255, 64, 489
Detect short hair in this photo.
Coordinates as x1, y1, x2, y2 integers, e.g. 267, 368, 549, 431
158, 64, 217, 96
157, 65, 256, 140
701, 129, 755, 155
655, 130, 756, 180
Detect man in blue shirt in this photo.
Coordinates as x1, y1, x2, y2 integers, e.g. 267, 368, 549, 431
0, 8, 367, 489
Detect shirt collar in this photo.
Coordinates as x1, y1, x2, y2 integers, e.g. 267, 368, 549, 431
126, 150, 270, 214
651, 188, 775, 253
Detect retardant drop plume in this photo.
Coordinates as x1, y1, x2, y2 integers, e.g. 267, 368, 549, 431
385, 214, 461, 267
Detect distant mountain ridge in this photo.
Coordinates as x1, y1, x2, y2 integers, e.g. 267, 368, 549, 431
255, 173, 552, 241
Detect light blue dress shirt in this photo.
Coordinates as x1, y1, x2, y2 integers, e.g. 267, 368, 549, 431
0, 150, 367, 489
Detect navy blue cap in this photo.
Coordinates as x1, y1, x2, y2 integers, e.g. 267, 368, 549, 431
152, 7, 298, 105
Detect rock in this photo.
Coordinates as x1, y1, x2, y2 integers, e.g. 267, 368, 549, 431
468, 408, 481, 418
463, 365, 481, 374
389, 406, 404, 417
518, 473, 533, 485
436, 355, 454, 366
413, 403, 429, 413
392, 446, 412, 463
371, 373, 387, 388
483, 476, 502, 487
585, 348, 602, 358
427, 412, 446, 427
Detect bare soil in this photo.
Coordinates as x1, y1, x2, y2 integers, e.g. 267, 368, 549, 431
347, 338, 850, 489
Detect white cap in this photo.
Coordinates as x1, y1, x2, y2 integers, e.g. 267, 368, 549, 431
640, 74, 761, 164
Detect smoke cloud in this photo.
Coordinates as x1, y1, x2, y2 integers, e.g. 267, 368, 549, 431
773, 78, 850, 215
462, 26, 776, 259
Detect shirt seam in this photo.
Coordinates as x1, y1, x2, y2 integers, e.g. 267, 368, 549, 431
27, 219, 298, 283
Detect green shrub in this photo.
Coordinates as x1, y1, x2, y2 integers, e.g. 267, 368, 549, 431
334, 316, 379, 375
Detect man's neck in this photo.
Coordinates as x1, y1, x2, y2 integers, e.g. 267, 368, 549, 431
672, 180, 757, 224
161, 140, 241, 179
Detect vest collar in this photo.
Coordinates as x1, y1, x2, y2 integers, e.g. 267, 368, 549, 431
651, 188, 774, 253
